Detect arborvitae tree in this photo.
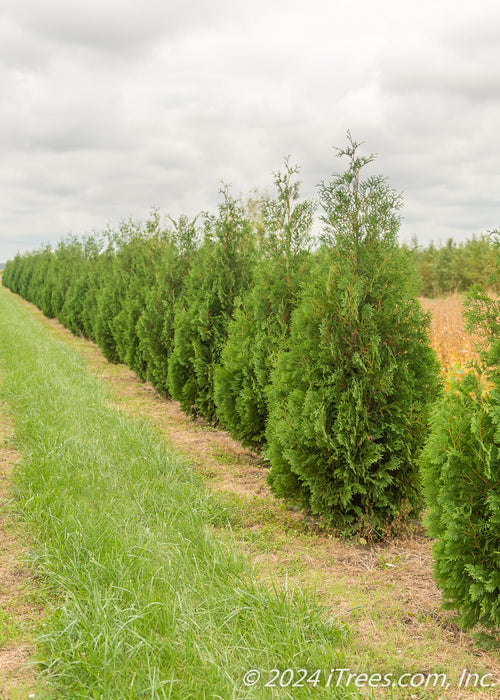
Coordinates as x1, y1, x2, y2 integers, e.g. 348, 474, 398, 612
50, 237, 86, 324
136, 215, 199, 395
214, 159, 315, 449
60, 234, 103, 337
2, 253, 24, 294
24, 246, 55, 316
94, 227, 127, 363
266, 135, 441, 536
80, 237, 114, 343
111, 213, 164, 379
3, 246, 58, 317
1, 258, 12, 289
93, 218, 149, 364
421, 231, 500, 629
168, 187, 256, 421
3, 251, 40, 302
421, 369, 500, 629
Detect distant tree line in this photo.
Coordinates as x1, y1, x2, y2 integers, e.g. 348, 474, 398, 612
408, 235, 498, 297
3, 138, 500, 631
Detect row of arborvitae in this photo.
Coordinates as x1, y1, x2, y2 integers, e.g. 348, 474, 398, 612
420, 233, 500, 632
6, 137, 500, 632
2, 137, 441, 541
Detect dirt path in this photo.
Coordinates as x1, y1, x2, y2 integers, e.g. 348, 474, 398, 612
0, 400, 42, 700
11, 295, 500, 698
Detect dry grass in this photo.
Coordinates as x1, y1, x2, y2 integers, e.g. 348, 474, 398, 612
11, 293, 500, 699
419, 295, 480, 371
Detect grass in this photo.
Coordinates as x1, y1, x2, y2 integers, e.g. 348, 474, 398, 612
0, 400, 45, 698
0, 286, 356, 698
0, 608, 24, 647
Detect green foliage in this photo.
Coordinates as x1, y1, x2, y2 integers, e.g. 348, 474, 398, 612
59, 234, 110, 341
463, 231, 500, 370
80, 240, 114, 342
421, 369, 500, 629
136, 215, 199, 395
3, 246, 57, 316
410, 234, 497, 297
90, 215, 159, 368
94, 271, 124, 364
266, 135, 441, 536
1, 213, 200, 389
1, 254, 22, 293
214, 160, 315, 448
111, 216, 165, 378
29, 246, 56, 316
60, 236, 102, 337
92, 219, 139, 365
168, 186, 256, 421
48, 237, 85, 322
421, 232, 500, 629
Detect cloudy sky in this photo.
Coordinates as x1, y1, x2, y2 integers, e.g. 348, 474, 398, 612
1, 0, 500, 262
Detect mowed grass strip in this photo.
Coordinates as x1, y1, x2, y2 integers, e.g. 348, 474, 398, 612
0, 287, 353, 699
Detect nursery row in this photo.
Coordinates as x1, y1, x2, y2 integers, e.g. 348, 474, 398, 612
3, 141, 440, 537
3, 138, 500, 630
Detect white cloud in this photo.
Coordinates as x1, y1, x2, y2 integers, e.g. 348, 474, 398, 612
1, 0, 500, 261
4, 0, 235, 55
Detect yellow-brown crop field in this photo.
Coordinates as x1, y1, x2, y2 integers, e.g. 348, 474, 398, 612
419, 294, 480, 371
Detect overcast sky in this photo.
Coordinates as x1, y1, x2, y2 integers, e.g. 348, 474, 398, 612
1, 0, 500, 262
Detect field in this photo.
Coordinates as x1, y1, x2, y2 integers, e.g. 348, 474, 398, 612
419, 295, 479, 371
0, 289, 499, 699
